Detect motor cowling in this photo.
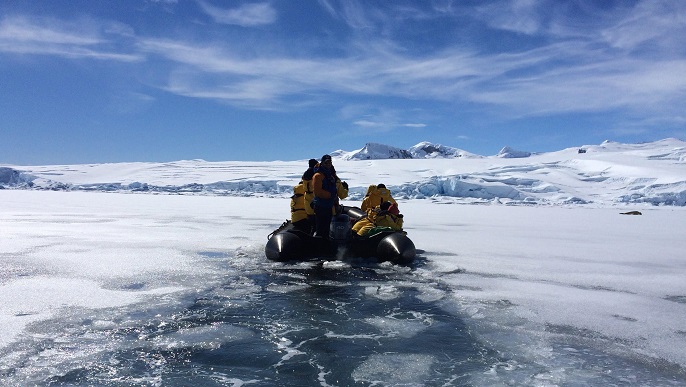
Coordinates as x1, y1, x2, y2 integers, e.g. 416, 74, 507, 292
329, 214, 351, 243
342, 206, 366, 221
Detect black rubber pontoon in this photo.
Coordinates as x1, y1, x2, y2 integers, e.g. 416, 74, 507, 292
265, 206, 416, 264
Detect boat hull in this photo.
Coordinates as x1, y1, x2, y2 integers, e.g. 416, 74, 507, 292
265, 206, 416, 264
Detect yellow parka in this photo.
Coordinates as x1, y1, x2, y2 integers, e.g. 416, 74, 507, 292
352, 204, 403, 236
303, 175, 315, 216
336, 177, 348, 200
290, 182, 308, 224
361, 185, 396, 212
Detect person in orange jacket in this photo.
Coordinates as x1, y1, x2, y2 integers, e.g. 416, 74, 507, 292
311, 155, 338, 239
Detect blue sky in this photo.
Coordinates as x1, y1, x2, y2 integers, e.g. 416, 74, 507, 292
1, 0, 685, 164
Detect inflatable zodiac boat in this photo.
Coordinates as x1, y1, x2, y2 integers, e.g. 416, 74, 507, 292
265, 206, 416, 264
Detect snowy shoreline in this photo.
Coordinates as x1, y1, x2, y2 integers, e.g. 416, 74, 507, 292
3, 138, 686, 207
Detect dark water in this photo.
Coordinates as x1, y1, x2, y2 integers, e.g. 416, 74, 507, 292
3, 251, 685, 386
1, 256, 498, 386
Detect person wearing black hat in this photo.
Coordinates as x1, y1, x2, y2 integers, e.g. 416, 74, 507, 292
311, 154, 338, 239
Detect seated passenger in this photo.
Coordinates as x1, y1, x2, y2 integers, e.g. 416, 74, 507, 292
352, 201, 403, 237
361, 183, 397, 212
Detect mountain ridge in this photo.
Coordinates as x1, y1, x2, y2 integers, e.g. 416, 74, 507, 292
333, 141, 482, 160
2, 138, 685, 207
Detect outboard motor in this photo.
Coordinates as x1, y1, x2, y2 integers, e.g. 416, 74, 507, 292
342, 206, 366, 221
329, 214, 351, 244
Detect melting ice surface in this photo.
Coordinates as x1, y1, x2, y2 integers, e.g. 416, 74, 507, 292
1, 140, 686, 385
0, 191, 684, 386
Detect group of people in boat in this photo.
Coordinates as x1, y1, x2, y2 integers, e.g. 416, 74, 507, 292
290, 154, 404, 239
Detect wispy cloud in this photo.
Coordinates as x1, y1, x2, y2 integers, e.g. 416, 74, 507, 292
350, 120, 426, 133
543, 0, 686, 55
132, 32, 686, 127
3, 0, 684, 127
135, 30, 686, 124
474, 0, 543, 35
197, 1, 277, 26
0, 16, 141, 61
0, 16, 101, 45
128, 2, 681, 121
465, 49, 686, 116
353, 120, 383, 128
599, 1, 686, 51
317, 0, 374, 30
347, 107, 427, 133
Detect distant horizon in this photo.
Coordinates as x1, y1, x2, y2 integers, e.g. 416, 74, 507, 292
3, 136, 685, 210
2, 1, 685, 165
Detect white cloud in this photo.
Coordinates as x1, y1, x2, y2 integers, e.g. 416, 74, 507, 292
0, 16, 141, 61
542, 0, 686, 57
347, 108, 426, 133
466, 52, 686, 117
337, 0, 376, 30
316, 0, 375, 30
474, 0, 543, 35
600, 0, 686, 51
0, 16, 100, 45
197, 1, 277, 26
317, 0, 337, 17
353, 120, 383, 128
103, 22, 136, 38
136, 32, 686, 121
10, 1, 674, 123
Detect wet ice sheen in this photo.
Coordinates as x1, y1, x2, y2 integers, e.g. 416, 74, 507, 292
0, 255, 493, 386
352, 353, 435, 385
1, 247, 685, 386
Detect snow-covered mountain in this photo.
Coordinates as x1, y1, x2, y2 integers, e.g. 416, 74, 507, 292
497, 146, 532, 158
335, 143, 413, 160
2, 138, 685, 206
333, 141, 479, 160
407, 142, 481, 159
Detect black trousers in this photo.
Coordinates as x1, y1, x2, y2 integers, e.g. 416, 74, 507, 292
314, 205, 333, 239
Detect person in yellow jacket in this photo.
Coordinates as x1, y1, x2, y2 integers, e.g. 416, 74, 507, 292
361, 183, 397, 212
332, 165, 349, 203
290, 181, 310, 231
352, 201, 403, 237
